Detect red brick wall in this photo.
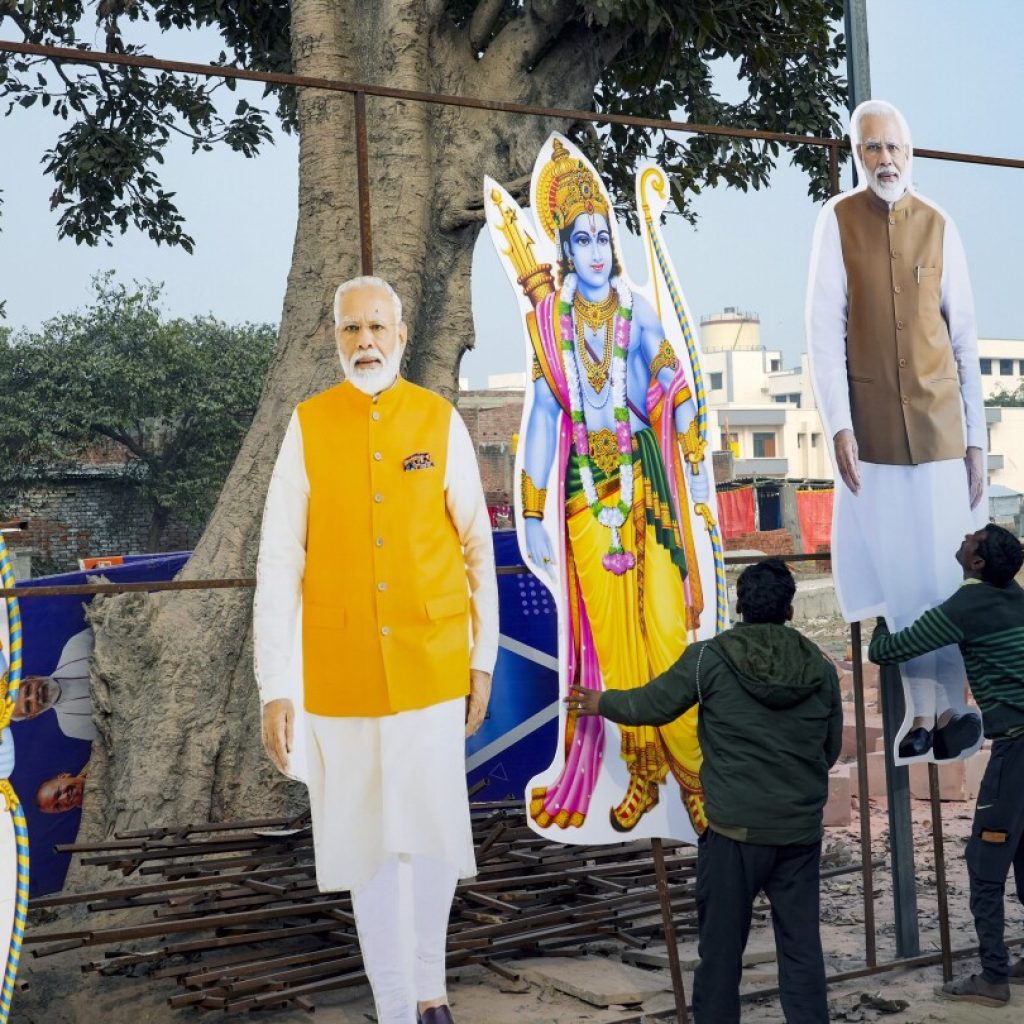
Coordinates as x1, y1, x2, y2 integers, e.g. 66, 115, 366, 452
723, 528, 796, 557
459, 391, 525, 505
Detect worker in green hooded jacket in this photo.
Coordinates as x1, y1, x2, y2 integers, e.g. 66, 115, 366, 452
569, 558, 842, 1024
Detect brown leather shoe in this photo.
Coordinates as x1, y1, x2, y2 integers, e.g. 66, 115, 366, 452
1010, 958, 1024, 985
418, 1007, 455, 1024
936, 973, 1010, 1006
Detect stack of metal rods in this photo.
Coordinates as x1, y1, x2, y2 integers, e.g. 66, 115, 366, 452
27, 800, 699, 1014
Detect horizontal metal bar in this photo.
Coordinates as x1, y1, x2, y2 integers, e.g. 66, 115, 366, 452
3, 548, 829, 594
0, 577, 254, 598
0, 39, 840, 148
1, 39, 1022, 171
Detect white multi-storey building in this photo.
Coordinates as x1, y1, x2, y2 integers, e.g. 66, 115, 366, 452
701, 308, 1024, 503
464, 310, 1024, 520
702, 309, 831, 481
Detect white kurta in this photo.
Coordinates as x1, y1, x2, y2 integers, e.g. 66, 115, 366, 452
50, 629, 96, 742
807, 186, 986, 746
253, 394, 499, 891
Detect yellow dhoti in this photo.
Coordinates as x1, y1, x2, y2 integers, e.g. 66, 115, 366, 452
561, 458, 706, 832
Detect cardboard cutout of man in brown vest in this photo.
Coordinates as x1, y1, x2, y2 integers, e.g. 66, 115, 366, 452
807, 99, 987, 765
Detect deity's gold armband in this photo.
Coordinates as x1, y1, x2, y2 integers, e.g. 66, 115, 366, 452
681, 417, 707, 474
651, 338, 678, 377
521, 470, 547, 519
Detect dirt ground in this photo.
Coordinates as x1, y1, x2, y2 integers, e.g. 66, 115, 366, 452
14, 795, 1021, 1023
14, 606, 1022, 1023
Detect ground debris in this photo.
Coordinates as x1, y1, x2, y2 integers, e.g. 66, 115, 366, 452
829, 990, 910, 1020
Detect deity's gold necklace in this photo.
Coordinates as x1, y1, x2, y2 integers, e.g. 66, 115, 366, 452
573, 289, 618, 392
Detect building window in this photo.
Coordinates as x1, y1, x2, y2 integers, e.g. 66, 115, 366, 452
721, 431, 739, 455
770, 358, 781, 371
1000, 359, 1014, 376
811, 433, 819, 447
753, 432, 777, 458
980, 358, 993, 375
710, 372, 723, 390
797, 434, 803, 448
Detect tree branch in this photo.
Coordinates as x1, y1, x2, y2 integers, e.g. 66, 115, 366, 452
92, 424, 149, 462
526, 20, 632, 108
437, 172, 530, 232
469, 0, 506, 52
485, 0, 577, 73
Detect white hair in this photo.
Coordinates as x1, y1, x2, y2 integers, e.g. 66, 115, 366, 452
333, 275, 403, 326
849, 100, 914, 197
850, 99, 912, 151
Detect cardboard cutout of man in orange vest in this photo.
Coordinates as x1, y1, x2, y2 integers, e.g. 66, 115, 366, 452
253, 277, 499, 1024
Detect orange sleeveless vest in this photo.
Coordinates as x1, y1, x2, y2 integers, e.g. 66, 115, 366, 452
297, 379, 470, 716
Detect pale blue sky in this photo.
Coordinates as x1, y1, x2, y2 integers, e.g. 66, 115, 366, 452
2, 2, 1022, 385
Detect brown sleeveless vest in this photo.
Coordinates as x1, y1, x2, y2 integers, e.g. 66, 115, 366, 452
834, 189, 964, 465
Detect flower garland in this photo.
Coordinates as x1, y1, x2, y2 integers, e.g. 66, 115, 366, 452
559, 273, 635, 575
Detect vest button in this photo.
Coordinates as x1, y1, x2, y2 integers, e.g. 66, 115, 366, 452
376, 537, 384, 547
372, 411, 381, 421
381, 625, 390, 636
889, 216, 896, 226
899, 358, 907, 367
894, 285, 902, 294
378, 582, 387, 592
901, 396, 909, 405
896, 320, 904, 330
891, 248, 898, 259
373, 451, 383, 461
374, 493, 383, 503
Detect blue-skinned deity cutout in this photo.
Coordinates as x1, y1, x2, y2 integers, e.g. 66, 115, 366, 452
485, 134, 727, 844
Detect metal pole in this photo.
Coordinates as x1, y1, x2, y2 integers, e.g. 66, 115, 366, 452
879, 661, 920, 957
353, 91, 374, 275
843, 0, 871, 188
651, 838, 690, 1024
849, 622, 877, 966
927, 763, 954, 981
828, 141, 840, 198
844, 0, 872, 109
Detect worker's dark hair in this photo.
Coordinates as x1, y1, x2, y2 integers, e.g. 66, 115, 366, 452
976, 524, 1023, 587
736, 558, 796, 624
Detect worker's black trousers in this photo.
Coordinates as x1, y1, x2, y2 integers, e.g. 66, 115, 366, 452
967, 735, 1024, 983
692, 829, 828, 1023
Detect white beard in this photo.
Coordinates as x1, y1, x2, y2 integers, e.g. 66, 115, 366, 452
340, 344, 403, 396
867, 167, 907, 204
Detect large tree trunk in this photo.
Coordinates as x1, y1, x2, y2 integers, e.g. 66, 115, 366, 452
74, 1, 628, 862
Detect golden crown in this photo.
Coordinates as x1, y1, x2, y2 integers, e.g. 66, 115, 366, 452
536, 138, 610, 242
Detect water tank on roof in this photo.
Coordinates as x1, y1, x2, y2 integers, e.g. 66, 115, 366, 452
700, 309, 761, 352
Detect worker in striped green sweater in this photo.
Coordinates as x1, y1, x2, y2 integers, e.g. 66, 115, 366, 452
869, 523, 1024, 1008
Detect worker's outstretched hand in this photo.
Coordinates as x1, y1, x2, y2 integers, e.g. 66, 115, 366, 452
262, 698, 294, 774
565, 684, 601, 717
465, 669, 492, 737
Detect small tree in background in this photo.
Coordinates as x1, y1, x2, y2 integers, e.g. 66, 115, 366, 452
0, 273, 276, 548
987, 382, 1024, 407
